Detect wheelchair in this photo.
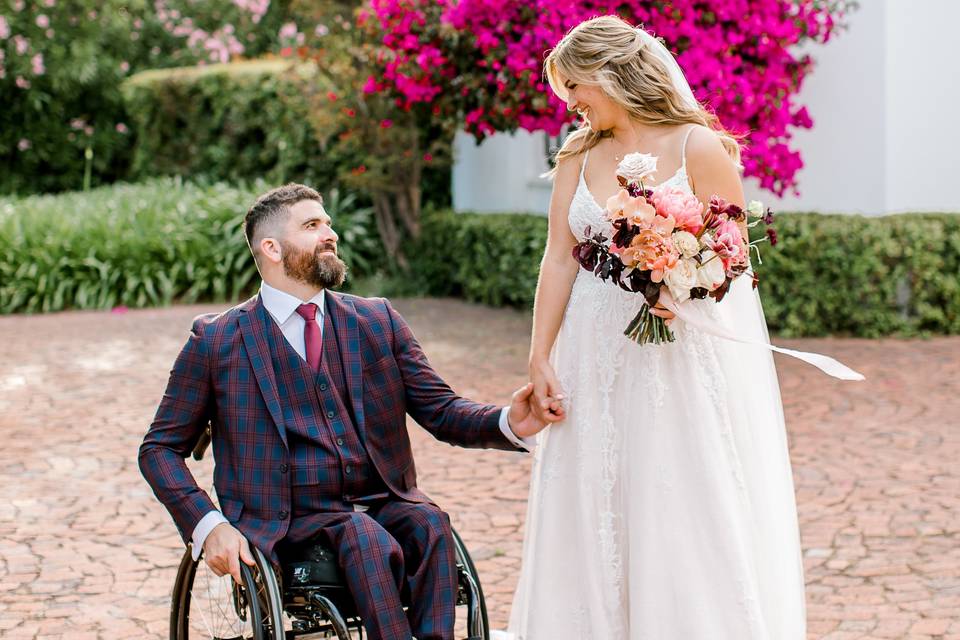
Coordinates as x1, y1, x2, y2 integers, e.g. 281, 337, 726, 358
169, 428, 490, 639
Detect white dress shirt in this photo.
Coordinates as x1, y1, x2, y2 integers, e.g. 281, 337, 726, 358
190, 281, 532, 558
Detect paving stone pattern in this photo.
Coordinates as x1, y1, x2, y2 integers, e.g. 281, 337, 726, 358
0, 299, 957, 639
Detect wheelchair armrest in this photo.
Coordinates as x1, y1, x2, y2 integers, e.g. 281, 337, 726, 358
191, 423, 212, 461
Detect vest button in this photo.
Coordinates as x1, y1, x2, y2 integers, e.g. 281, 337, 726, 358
326, 410, 335, 418
344, 465, 352, 475
280, 463, 289, 473
319, 383, 328, 391
278, 510, 289, 520
336, 438, 344, 446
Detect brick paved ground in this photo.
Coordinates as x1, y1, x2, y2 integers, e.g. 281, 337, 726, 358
0, 298, 958, 639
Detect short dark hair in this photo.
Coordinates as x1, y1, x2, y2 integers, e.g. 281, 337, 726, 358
243, 183, 323, 257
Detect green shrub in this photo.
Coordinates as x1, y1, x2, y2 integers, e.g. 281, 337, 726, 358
121, 60, 331, 188
407, 210, 960, 337
121, 57, 453, 212
0, 0, 293, 196
0, 179, 381, 314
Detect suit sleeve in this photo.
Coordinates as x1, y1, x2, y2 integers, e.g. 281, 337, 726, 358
138, 315, 219, 543
384, 299, 523, 451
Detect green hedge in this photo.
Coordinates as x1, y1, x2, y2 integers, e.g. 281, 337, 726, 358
0, 179, 381, 314
121, 58, 453, 209
121, 60, 329, 188
406, 210, 960, 337
3, 181, 958, 338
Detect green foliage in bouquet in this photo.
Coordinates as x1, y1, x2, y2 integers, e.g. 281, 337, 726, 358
0, 179, 381, 314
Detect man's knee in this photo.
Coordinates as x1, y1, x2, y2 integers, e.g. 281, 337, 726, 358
340, 513, 404, 568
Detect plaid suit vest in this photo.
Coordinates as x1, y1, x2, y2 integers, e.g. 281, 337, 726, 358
264, 303, 389, 519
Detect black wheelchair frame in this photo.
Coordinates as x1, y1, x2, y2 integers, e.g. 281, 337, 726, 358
168, 426, 490, 639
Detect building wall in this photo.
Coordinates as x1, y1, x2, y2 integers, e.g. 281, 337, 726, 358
452, 0, 960, 216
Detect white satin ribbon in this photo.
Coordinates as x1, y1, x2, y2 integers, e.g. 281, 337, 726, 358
659, 289, 865, 381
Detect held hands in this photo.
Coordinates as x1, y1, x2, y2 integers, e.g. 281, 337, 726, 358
202, 522, 255, 583
528, 358, 568, 426
507, 382, 565, 438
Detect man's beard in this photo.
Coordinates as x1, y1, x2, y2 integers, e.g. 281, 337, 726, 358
280, 240, 347, 289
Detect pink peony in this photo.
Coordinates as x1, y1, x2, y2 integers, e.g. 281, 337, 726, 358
650, 186, 704, 234
0, 16, 9, 39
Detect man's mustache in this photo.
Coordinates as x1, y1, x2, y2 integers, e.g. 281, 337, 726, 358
316, 242, 338, 255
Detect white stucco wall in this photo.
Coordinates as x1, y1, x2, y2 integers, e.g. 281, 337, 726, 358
453, 0, 960, 216
451, 129, 552, 214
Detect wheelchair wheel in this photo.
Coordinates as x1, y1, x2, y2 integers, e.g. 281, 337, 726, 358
452, 528, 490, 640
170, 545, 286, 640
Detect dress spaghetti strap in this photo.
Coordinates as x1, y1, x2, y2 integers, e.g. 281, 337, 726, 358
679, 125, 697, 170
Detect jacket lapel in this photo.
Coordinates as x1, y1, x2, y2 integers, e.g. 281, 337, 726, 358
325, 291, 366, 438
237, 295, 289, 449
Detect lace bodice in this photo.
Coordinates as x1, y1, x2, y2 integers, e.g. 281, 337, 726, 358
567, 125, 696, 242
567, 165, 692, 242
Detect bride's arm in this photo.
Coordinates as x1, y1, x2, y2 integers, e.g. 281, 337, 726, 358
529, 155, 582, 418
685, 125, 748, 241
651, 126, 747, 323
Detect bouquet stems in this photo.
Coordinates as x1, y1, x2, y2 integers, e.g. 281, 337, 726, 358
624, 304, 676, 345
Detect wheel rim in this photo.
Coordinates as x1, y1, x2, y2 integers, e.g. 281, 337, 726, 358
173, 550, 277, 640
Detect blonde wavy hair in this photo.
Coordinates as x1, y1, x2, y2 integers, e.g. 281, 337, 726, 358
544, 15, 742, 176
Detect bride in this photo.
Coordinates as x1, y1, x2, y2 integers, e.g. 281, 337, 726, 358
498, 16, 807, 639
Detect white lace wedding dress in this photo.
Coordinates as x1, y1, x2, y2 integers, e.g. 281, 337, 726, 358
497, 145, 807, 639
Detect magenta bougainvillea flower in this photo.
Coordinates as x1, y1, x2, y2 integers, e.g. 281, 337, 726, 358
364, 0, 845, 196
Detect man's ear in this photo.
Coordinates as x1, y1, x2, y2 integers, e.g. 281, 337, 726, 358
259, 237, 283, 265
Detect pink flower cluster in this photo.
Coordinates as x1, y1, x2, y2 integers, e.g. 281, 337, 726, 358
364, 0, 845, 195
154, 0, 265, 63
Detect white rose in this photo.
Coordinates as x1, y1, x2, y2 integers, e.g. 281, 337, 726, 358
746, 200, 765, 218
617, 152, 658, 184
663, 257, 698, 303
697, 251, 726, 290
671, 230, 699, 258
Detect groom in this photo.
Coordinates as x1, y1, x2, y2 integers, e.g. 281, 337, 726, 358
139, 183, 557, 640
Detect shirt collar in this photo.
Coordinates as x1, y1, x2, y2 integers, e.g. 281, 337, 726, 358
259, 281, 326, 325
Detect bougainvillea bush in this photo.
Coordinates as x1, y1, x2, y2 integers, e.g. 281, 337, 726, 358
364, 0, 850, 196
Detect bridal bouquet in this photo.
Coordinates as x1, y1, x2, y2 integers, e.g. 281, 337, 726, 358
572, 152, 778, 345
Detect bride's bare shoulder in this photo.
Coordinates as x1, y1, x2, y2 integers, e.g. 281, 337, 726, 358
551, 151, 587, 192
685, 125, 729, 163
685, 125, 740, 183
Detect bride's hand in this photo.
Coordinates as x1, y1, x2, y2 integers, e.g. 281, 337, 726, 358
649, 287, 676, 325
529, 358, 566, 420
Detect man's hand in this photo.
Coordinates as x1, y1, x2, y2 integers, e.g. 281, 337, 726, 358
508, 382, 565, 439
202, 522, 255, 583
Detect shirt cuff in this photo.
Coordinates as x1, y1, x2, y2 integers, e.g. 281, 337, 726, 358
191, 510, 229, 561
499, 406, 536, 452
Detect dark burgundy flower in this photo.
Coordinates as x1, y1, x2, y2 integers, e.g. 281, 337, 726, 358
709, 276, 733, 302
762, 208, 775, 225
572, 241, 601, 271
766, 227, 778, 246
611, 218, 639, 248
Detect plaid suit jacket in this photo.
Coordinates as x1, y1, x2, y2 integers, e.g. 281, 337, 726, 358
139, 291, 516, 559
